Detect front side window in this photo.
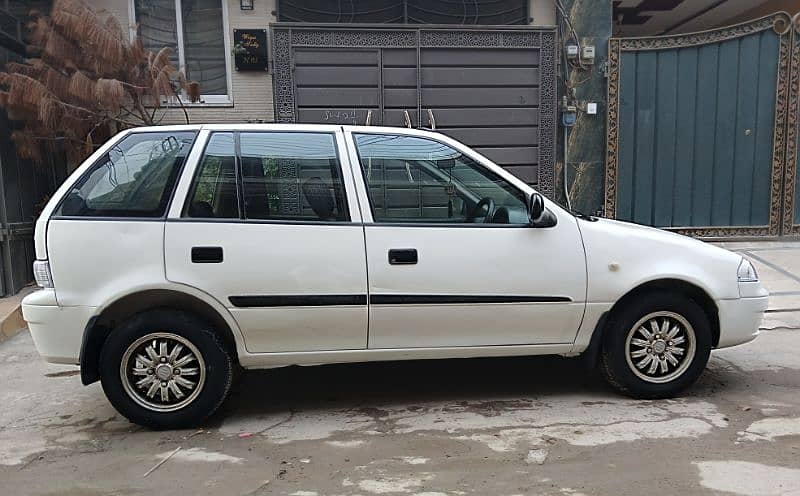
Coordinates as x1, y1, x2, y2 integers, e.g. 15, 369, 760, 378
133, 0, 229, 101
57, 131, 196, 217
354, 134, 527, 224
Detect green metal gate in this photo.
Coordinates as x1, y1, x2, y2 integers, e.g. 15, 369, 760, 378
604, 13, 796, 238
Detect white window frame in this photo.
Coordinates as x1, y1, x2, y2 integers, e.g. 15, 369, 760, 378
128, 0, 234, 106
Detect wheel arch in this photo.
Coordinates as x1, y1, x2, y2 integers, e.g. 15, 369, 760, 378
582, 278, 720, 368
79, 287, 241, 385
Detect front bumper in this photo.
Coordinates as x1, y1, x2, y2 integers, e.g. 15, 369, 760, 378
716, 291, 769, 349
21, 289, 96, 365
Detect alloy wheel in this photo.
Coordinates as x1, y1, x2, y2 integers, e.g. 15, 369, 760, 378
624, 311, 697, 384
119, 332, 206, 412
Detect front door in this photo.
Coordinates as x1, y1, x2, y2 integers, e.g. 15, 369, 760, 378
165, 129, 368, 353
346, 130, 586, 349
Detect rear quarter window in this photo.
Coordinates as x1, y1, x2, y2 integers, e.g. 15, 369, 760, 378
56, 131, 197, 218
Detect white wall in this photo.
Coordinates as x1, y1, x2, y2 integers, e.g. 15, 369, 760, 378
531, 0, 557, 26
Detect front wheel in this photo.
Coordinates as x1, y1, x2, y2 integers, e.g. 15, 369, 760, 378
99, 309, 234, 429
599, 292, 712, 399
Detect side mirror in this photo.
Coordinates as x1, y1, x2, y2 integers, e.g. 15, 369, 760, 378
528, 193, 557, 228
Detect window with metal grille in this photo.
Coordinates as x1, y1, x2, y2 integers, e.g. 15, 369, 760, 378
277, 0, 530, 25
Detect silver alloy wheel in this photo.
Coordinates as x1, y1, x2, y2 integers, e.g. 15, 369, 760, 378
120, 332, 206, 412
624, 311, 697, 384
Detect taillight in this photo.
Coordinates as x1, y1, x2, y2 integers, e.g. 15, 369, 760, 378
32, 260, 54, 288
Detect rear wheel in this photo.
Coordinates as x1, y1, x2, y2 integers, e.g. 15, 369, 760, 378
599, 292, 712, 399
99, 309, 234, 429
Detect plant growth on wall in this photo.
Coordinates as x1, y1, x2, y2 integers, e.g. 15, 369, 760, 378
0, 0, 199, 165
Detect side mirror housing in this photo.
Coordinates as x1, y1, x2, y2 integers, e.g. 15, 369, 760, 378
528, 193, 558, 228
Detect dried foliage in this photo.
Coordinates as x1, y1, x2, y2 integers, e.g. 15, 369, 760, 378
0, 0, 198, 164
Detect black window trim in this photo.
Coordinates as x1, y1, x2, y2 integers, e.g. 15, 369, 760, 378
51, 130, 200, 221
351, 131, 531, 227
181, 130, 354, 225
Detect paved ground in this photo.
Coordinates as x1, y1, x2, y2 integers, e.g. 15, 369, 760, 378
1, 242, 800, 495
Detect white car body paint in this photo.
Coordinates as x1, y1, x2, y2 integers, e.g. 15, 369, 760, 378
22, 124, 767, 372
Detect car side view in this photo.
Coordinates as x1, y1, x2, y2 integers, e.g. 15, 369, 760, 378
22, 124, 768, 429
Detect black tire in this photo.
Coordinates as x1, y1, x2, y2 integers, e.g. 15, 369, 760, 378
599, 291, 712, 399
99, 308, 234, 429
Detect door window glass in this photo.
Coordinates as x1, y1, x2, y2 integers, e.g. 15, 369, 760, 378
57, 131, 196, 217
239, 132, 349, 222
353, 134, 527, 224
185, 133, 239, 218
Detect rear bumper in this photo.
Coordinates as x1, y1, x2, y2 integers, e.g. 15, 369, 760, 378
21, 289, 95, 365
716, 293, 769, 349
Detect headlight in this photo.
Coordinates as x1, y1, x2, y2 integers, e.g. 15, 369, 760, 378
737, 258, 759, 282
32, 260, 53, 288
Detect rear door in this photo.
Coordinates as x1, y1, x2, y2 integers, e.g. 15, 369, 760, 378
165, 127, 368, 353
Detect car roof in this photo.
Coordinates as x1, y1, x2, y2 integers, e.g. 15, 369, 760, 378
127, 123, 444, 138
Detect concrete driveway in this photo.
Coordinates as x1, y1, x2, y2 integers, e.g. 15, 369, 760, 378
1, 242, 799, 496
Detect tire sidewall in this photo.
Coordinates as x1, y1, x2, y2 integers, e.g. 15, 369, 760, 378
602, 293, 712, 398
99, 309, 233, 429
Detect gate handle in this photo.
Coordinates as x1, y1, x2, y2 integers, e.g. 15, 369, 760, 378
427, 109, 436, 130
403, 110, 412, 128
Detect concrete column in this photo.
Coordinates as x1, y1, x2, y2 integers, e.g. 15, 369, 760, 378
555, 0, 613, 215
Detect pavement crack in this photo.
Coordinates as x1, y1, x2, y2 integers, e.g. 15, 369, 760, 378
260, 409, 295, 433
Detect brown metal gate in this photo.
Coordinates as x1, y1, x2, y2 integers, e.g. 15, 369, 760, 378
271, 25, 557, 195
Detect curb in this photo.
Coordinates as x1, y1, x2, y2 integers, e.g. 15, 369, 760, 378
0, 304, 26, 343
0, 286, 34, 344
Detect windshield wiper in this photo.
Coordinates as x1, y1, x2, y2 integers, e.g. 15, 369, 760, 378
568, 207, 598, 222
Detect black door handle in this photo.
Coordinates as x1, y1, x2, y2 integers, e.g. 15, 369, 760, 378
389, 249, 417, 265
192, 246, 223, 263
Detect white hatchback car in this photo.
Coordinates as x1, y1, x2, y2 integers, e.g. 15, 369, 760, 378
23, 124, 767, 428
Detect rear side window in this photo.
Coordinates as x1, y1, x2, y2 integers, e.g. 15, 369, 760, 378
57, 131, 196, 218
240, 132, 349, 222
184, 131, 350, 222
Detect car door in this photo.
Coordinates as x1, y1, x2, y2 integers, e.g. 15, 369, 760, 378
345, 129, 587, 349
165, 127, 368, 353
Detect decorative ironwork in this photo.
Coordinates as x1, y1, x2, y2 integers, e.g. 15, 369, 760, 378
617, 14, 784, 51
783, 14, 800, 235
604, 38, 621, 221
537, 31, 556, 198
291, 29, 417, 47
277, 0, 529, 25
271, 28, 294, 123
271, 25, 559, 197
604, 13, 794, 238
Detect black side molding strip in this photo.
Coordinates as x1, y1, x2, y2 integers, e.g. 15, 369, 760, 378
229, 295, 367, 307
369, 295, 572, 305
229, 294, 572, 308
